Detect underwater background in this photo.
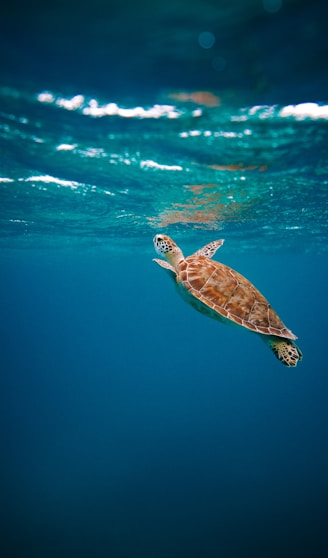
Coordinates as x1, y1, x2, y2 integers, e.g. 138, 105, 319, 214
1, 1, 328, 556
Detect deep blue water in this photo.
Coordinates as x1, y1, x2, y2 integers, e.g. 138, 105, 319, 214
1, 1, 328, 557
1, 250, 327, 558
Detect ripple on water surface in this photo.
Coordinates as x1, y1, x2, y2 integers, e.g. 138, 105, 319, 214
0, 86, 327, 252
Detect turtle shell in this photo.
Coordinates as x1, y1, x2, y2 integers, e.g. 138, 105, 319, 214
176, 255, 297, 340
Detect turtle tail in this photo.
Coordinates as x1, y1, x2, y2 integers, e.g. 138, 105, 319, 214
264, 336, 303, 367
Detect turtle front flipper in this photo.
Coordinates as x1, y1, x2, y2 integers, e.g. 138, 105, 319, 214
153, 258, 176, 277
192, 239, 224, 259
264, 336, 303, 367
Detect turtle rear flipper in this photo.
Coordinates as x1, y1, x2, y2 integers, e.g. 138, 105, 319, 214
264, 336, 303, 367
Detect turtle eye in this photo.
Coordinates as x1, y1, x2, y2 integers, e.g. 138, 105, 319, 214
154, 235, 163, 246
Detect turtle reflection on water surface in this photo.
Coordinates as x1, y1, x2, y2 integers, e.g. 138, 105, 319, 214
153, 234, 302, 367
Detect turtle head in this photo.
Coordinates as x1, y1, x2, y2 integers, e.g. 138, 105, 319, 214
153, 234, 184, 268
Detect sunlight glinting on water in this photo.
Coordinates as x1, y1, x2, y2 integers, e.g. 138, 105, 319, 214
37, 92, 199, 119
279, 103, 328, 120
140, 160, 183, 171
179, 129, 252, 139
233, 103, 328, 121
37, 90, 328, 122
56, 144, 77, 151
24, 175, 82, 188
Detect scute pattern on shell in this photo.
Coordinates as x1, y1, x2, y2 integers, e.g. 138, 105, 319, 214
177, 256, 297, 339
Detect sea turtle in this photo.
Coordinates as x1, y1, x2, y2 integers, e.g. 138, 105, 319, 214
153, 234, 302, 367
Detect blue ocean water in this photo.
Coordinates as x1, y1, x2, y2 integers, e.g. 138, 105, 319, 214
1, 1, 328, 557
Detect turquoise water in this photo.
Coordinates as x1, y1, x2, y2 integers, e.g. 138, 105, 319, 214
1, 1, 328, 557
1, 86, 327, 253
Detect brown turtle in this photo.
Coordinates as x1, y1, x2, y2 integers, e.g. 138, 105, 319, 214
153, 234, 302, 367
